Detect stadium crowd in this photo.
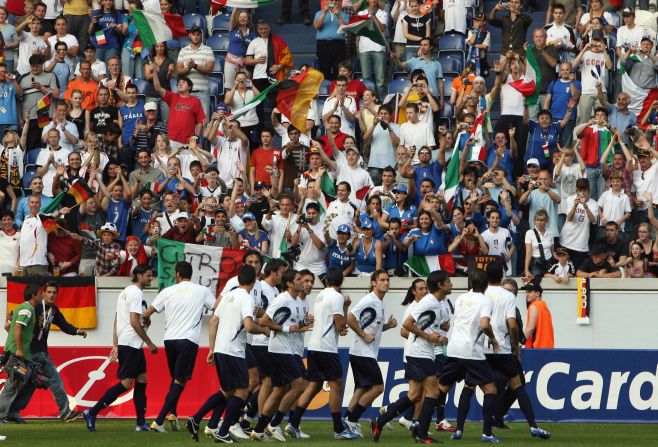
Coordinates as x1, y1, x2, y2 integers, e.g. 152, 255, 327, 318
0, 0, 658, 284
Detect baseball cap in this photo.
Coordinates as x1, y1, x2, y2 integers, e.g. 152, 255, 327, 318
555, 247, 569, 256
176, 212, 190, 220
590, 244, 607, 256
524, 282, 543, 293
337, 224, 352, 235
188, 25, 203, 34
216, 102, 231, 114
642, 35, 654, 43
345, 146, 360, 155
526, 158, 540, 167
144, 102, 158, 111
360, 219, 373, 229
622, 6, 634, 16
638, 148, 652, 157
392, 184, 408, 194
234, 199, 245, 206
215, 207, 228, 216
576, 178, 590, 190
255, 181, 268, 190
242, 212, 256, 221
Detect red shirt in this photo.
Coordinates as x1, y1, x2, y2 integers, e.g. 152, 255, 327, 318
47, 233, 81, 275
318, 132, 348, 158
250, 147, 283, 185
329, 79, 367, 109
164, 91, 206, 144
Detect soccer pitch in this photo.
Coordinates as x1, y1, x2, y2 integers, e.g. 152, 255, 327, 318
0, 420, 655, 446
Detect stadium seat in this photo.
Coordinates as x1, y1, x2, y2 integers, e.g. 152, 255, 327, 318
443, 74, 458, 98
438, 49, 465, 70
131, 78, 149, 95
440, 102, 454, 119
26, 149, 39, 165
387, 78, 411, 95
206, 35, 230, 55
166, 38, 180, 49
22, 164, 37, 193
440, 54, 463, 75
358, 78, 375, 92
211, 13, 231, 35
353, 58, 362, 77
319, 79, 332, 96
178, 36, 191, 48
183, 13, 208, 38
439, 32, 466, 51
404, 45, 420, 60
213, 55, 225, 74
209, 76, 223, 98
209, 72, 224, 88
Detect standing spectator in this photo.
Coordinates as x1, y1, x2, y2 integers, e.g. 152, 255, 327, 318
103, 56, 133, 106
615, 8, 644, 77
391, 38, 444, 100
519, 167, 561, 237
15, 16, 49, 75
144, 42, 175, 123
363, 105, 399, 185
250, 128, 283, 190
91, 222, 122, 277
402, 0, 431, 43
544, 4, 577, 64
0, 7, 20, 73
546, 0, 582, 30
0, 63, 22, 133
278, 0, 310, 25
574, 109, 612, 200
488, 0, 533, 54
399, 104, 435, 164
47, 16, 78, 70
208, 115, 249, 190
151, 63, 205, 148
523, 282, 554, 349
162, 212, 198, 243
64, 61, 99, 111
524, 107, 574, 168
321, 75, 357, 137
224, 9, 257, 91
45, 42, 71, 100
443, 0, 466, 35
78, 197, 106, 276
527, 28, 559, 120
35, 128, 70, 197
560, 178, 598, 267
225, 72, 260, 145
99, 169, 132, 243
321, 133, 373, 209
291, 202, 326, 276
88, 0, 125, 64
90, 86, 119, 134
245, 20, 293, 96
624, 36, 658, 122
117, 84, 144, 165
578, 0, 615, 37
0, 210, 20, 276
493, 52, 527, 168
595, 220, 629, 265
127, 102, 168, 153
466, 14, 491, 76
329, 62, 366, 106
262, 193, 298, 259
129, 149, 164, 211
121, 0, 144, 80
486, 129, 517, 185
544, 62, 581, 147
630, 147, 658, 227
596, 90, 636, 144
482, 208, 515, 274
176, 26, 214, 120
15, 177, 53, 227
74, 44, 107, 82
553, 145, 586, 230
47, 226, 81, 276
572, 31, 612, 125
356, 0, 387, 100
313, 0, 347, 80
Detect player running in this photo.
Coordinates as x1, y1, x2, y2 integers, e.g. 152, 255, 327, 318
83, 265, 157, 432
142, 261, 216, 433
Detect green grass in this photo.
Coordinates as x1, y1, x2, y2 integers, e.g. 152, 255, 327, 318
0, 420, 656, 446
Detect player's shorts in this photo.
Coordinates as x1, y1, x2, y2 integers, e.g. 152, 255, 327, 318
117, 345, 146, 379
349, 355, 383, 389
246, 344, 259, 369
251, 345, 272, 377
439, 357, 495, 387
269, 352, 304, 387
295, 355, 306, 376
433, 354, 448, 377
405, 356, 435, 382
215, 353, 249, 391
485, 354, 520, 379
305, 350, 342, 382
164, 339, 199, 381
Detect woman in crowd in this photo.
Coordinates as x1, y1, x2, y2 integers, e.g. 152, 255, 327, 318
152, 134, 174, 173
89, 0, 126, 63
224, 9, 257, 90
144, 42, 175, 122
67, 90, 88, 139
359, 195, 384, 240
238, 212, 270, 253
380, 184, 418, 231
352, 219, 383, 275
0, 7, 19, 73
403, 208, 448, 257
116, 235, 151, 275
225, 71, 260, 147
356, 89, 380, 134
401, 0, 431, 44
524, 209, 556, 280
623, 241, 648, 278
448, 218, 487, 275
324, 223, 355, 277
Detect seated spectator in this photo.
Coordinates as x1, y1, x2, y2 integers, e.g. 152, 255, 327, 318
596, 221, 629, 267
0, 210, 20, 276
544, 246, 575, 284
352, 219, 382, 275
576, 243, 622, 278
238, 212, 270, 253
524, 209, 556, 279
291, 202, 326, 276
116, 236, 151, 276
447, 218, 487, 275
622, 240, 649, 278
324, 223, 355, 277
560, 178, 599, 267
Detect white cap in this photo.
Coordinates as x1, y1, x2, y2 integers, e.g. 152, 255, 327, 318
526, 158, 540, 167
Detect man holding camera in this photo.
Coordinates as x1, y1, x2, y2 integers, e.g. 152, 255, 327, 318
291, 202, 327, 276
573, 30, 612, 126
519, 165, 561, 237
560, 178, 599, 267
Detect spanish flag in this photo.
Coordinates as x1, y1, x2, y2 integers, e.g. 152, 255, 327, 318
7, 276, 97, 329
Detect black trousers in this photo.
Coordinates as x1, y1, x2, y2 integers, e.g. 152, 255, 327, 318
280, 0, 309, 19
317, 40, 346, 81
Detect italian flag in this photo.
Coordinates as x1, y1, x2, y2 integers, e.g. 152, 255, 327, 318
156, 239, 244, 295
441, 132, 462, 205
405, 254, 456, 276
509, 47, 538, 104
466, 112, 487, 163
211, 0, 277, 12
338, 15, 387, 48
132, 10, 186, 48
621, 56, 658, 126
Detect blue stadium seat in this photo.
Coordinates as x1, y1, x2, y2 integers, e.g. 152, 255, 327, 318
213, 55, 225, 74
404, 45, 420, 61
178, 36, 191, 48
439, 32, 466, 51
26, 149, 40, 165
22, 165, 38, 192
440, 102, 454, 119
443, 74, 458, 98
209, 76, 223, 98
166, 38, 180, 49
439, 54, 463, 75
211, 14, 231, 35
183, 13, 208, 37
206, 35, 230, 55
132, 78, 149, 95
209, 72, 224, 88
319, 79, 332, 96
353, 58, 362, 77
358, 78, 375, 92
387, 78, 411, 95
438, 49, 465, 70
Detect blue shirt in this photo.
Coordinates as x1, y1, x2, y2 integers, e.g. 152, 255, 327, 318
525, 121, 561, 168
107, 197, 129, 241
355, 239, 377, 273
51, 62, 70, 100
414, 161, 442, 204
383, 234, 407, 270
238, 229, 270, 252
120, 101, 145, 146
227, 27, 257, 57
486, 146, 515, 185
359, 212, 384, 240
546, 79, 581, 121
327, 240, 353, 271
130, 207, 151, 244
314, 11, 349, 40
607, 105, 637, 143
406, 57, 444, 98
406, 225, 447, 256
15, 195, 53, 227
384, 203, 418, 225
0, 81, 18, 125
92, 10, 124, 49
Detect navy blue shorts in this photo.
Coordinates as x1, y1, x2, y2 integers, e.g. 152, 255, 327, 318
246, 344, 259, 369
305, 351, 342, 382
295, 355, 306, 376
439, 357, 495, 387
433, 354, 447, 377
164, 339, 199, 381
404, 356, 434, 382
485, 354, 520, 379
349, 355, 383, 389
251, 345, 272, 377
269, 352, 304, 387
215, 353, 249, 391
117, 345, 146, 379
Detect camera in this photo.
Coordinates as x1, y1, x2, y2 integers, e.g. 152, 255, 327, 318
281, 244, 302, 263
298, 215, 313, 224
380, 121, 388, 130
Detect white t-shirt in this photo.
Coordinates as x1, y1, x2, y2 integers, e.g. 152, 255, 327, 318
229, 88, 259, 127
406, 293, 449, 360
116, 284, 148, 349
214, 137, 247, 190
221, 277, 263, 344
41, 121, 79, 153
214, 287, 254, 358
597, 189, 631, 231
579, 12, 616, 36
74, 59, 107, 79
321, 96, 357, 136
274, 123, 312, 147
151, 280, 216, 344
524, 228, 555, 259
482, 285, 516, 355
402, 300, 418, 361
579, 50, 608, 94
47, 34, 79, 67
615, 24, 645, 68
481, 227, 513, 274
0, 230, 20, 275
554, 163, 585, 214
335, 151, 373, 209
266, 291, 300, 354
356, 9, 388, 52
156, 210, 179, 234
446, 290, 493, 360
325, 199, 355, 239
307, 287, 344, 353
560, 195, 599, 252
262, 212, 298, 259
19, 216, 48, 267
35, 147, 71, 197
399, 120, 436, 164
545, 23, 574, 50
17, 33, 47, 75
177, 44, 214, 92
348, 292, 385, 359
295, 297, 309, 357
245, 37, 270, 79
294, 221, 327, 276
254, 280, 279, 347
444, 0, 467, 34
501, 78, 525, 116
632, 161, 658, 211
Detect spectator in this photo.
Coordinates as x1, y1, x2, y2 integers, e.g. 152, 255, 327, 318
324, 223, 355, 277
144, 42, 175, 122
544, 4, 577, 64
574, 108, 612, 200
572, 31, 612, 125
596, 90, 636, 144
74, 44, 107, 82
391, 0, 412, 59
329, 62, 366, 106
238, 212, 270, 253
398, 104, 435, 164
623, 35, 658, 111
379, 183, 417, 231
47, 16, 78, 69
524, 107, 575, 168
466, 14, 491, 76
262, 193, 298, 259
224, 9, 257, 90
278, 0, 310, 25
356, 0, 388, 100
520, 166, 561, 236
250, 128, 283, 191
544, 62, 581, 147
65, 91, 86, 140
291, 201, 326, 276
392, 38, 444, 101
117, 83, 144, 164
47, 225, 81, 276
176, 25, 214, 119
197, 167, 227, 200
447, 218, 487, 275
326, 181, 356, 238
560, 178, 599, 267
121, 0, 144, 80
44, 42, 70, 100
15, 177, 52, 227
553, 145, 586, 229
41, 102, 79, 153
0, 131, 23, 210
318, 114, 348, 157
630, 147, 658, 226
245, 20, 293, 94
443, 0, 466, 34
0, 64, 21, 133
91, 222, 122, 277
280, 126, 310, 190
382, 217, 407, 275
597, 171, 631, 239
88, 0, 125, 63
199, 208, 237, 248
622, 240, 648, 278
99, 168, 132, 242
129, 149, 164, 210
116, 236, 151, 275
488, 0, 532, 54
576, 243, 622, 278
19, 55, 59, 151
35, 128, 70, 197
0, 7, 19, 74
16, 16, 49, 75
363, 105, 399, 186
403, 205, 448, 255
207, 114, 249, 190
486, 129, 517, 185
596, 220, 629, 266
156, 156, 196, 199
527, 28, 559, 120
129, 189, 155, 243
89, 86, 118, 135
493, 52, 526, 162
523, 282, 554, 349
546, 0, 582, 30
322, 75, 357, 137
615, 7, 644, 74
578, 0, 614, 37
313, 0, 347, 80
78, 197, 106, 275
524, 209, 556, 279
155, 190, 179, 234
481, 208, 514, 274
225, 72, 260, 144
127, 101, 167, 153
352, 219, 382, 275
163, 211, 198, 243
0, 210, 19, 275
32, 1, 54, 38
544, 246, 575, 284
64, 60, 99, 112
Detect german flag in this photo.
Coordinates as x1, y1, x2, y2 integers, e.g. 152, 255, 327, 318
7, 276, 97, 329
68, 179, 94, 205
41, 216, 60, 234
36, 93, 51, 128
272, 68, 324, 132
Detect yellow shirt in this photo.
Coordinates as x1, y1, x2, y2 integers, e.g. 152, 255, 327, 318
63, 0, 89, 16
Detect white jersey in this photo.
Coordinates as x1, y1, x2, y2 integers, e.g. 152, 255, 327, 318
267, 291, 300, 355
402, 300, 419, 361
214, 287, 254, 358
406, 293, 449, 360
222, 276, 263, 344
116, 284, 148, 349
559, 195, 599, 252
434, 299, 452, 356
481, 227, 513, 274
483, 286, 516, 355
254, 280, 279, 347
447, 290, 493, 360
151, 281, 215, 344
348, 292, 385, 360
295, 297, 310, 357
307, 287, 344, 354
